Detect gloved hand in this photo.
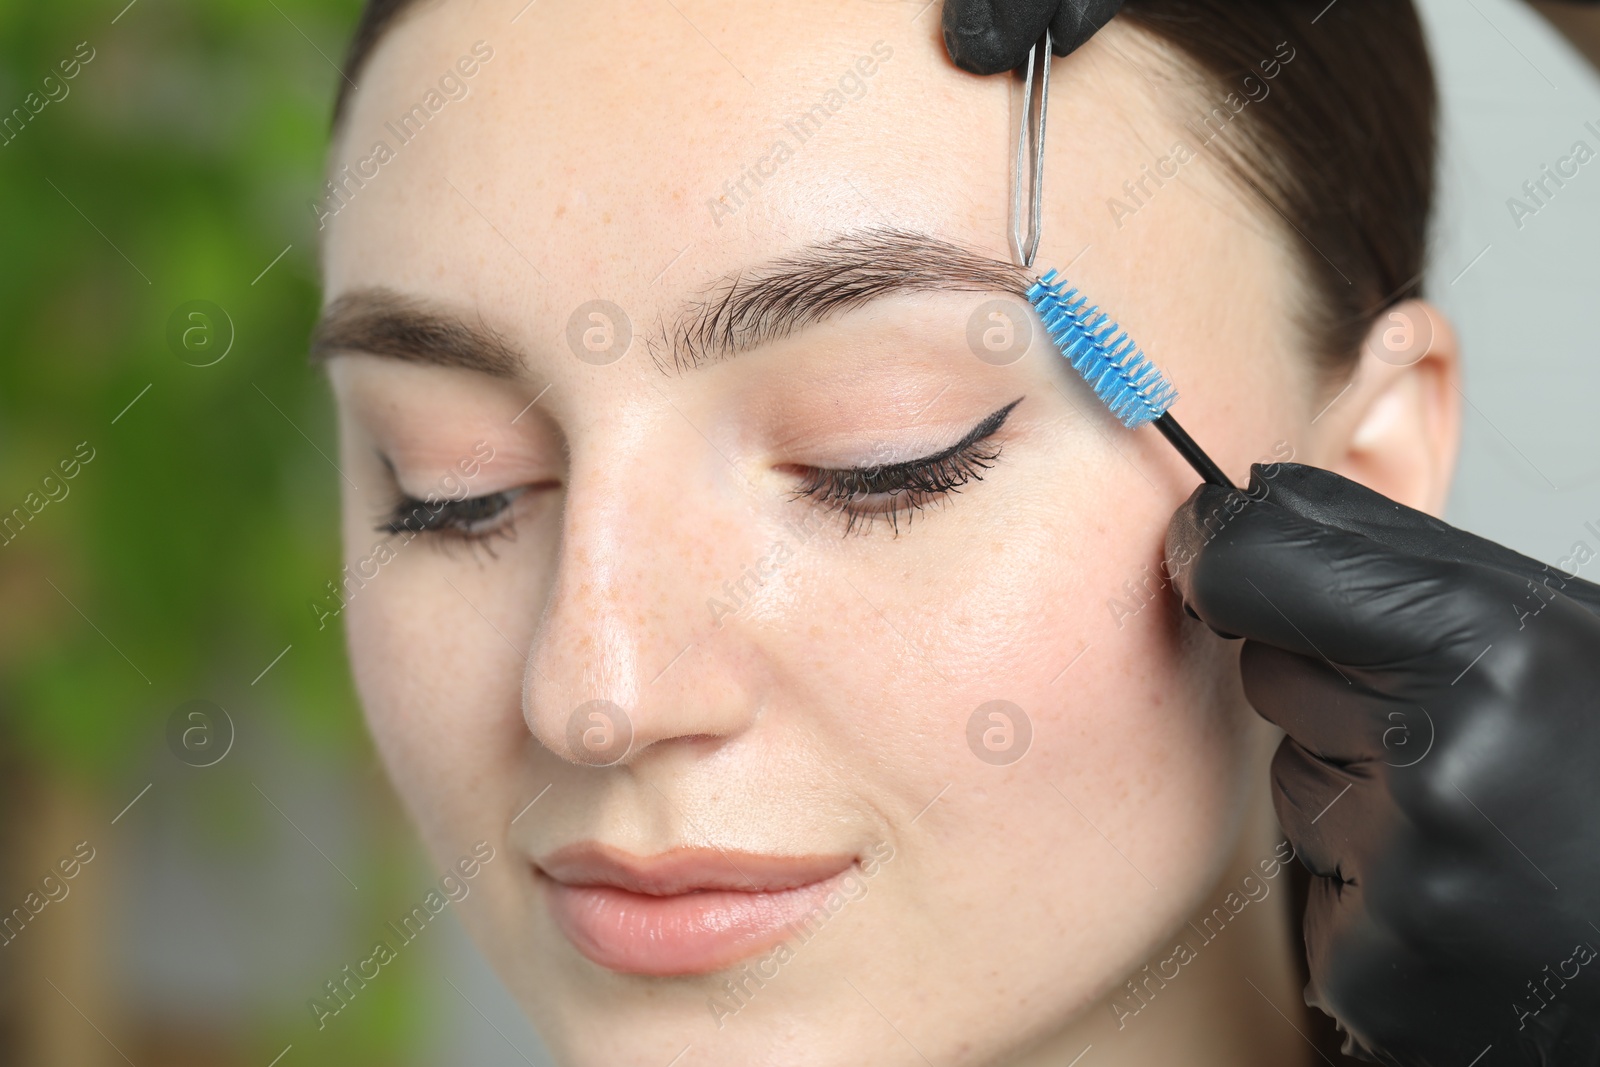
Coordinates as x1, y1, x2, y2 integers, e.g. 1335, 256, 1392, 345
941, 0, 1123, 74
1166, 462, 1600, 1066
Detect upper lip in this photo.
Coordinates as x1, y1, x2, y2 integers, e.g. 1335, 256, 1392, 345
535, 842, 856, 896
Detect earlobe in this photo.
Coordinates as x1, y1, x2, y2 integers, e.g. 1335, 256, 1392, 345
1312, 300, 1461, 516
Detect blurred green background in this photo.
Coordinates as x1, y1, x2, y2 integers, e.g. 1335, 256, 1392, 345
0, 2, 546, 1064
0, 0, 358, 797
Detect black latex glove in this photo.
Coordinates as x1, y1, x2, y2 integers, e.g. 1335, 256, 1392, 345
1166, 463, 1600, 1066
941, 0, 1123, 74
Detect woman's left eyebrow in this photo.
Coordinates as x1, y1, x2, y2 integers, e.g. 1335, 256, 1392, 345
654, 227, 1029, 374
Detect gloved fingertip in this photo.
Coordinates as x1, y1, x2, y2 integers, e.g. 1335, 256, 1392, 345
942, 30, 1031, 75
1166, 482, 1246, 555
1244, 464, 1275, 500
1048, 0, 1123, 54
942, 0, 1058, 74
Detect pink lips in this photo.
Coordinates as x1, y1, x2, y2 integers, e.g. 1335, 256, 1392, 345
535, 843, 857, 976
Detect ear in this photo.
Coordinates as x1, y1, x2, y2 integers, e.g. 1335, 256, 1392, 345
1307, 300, 1461, 517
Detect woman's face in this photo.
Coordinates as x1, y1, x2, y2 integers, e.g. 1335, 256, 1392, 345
322, 2, 1328, 1064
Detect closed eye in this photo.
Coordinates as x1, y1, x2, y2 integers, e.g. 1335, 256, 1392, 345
787, 397, 1023, 535
379, 487, 526, 539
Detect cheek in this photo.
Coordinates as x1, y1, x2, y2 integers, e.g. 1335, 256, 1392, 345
342, 541, 535, 853
738, 467, 1258, 1038
342, 542, 563, 1004
751, 469, 1251, 809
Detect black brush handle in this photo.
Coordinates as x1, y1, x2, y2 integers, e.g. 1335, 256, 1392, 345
1154, 413, 1234, 489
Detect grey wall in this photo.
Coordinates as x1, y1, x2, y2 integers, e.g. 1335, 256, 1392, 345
1421, 0, 1600, 565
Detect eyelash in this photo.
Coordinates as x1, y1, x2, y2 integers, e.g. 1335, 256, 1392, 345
789, 398, 1023, 536
377, 488, 525, 547
376, 397, 1022, 546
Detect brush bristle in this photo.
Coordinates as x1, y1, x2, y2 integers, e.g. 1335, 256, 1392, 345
1026, 269, 1178, 430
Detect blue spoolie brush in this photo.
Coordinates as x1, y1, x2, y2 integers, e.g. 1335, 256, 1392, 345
1026, 269, 1233, 489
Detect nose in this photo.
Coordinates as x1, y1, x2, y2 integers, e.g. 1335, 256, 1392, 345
522, 411, 763, 766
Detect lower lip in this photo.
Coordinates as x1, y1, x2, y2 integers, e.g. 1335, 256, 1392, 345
540, 868, 852, 976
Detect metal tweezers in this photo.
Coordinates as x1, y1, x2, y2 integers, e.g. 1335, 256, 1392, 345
1011, 28, 1051, 268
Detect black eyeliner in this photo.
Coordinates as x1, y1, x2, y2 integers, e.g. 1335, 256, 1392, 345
817, 396, 1024, 480
792, 396, 1025, 535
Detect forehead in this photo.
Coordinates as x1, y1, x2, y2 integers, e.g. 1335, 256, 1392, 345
321, 0, 1282, 350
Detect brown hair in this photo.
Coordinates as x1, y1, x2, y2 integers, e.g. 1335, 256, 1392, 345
1119, 0, 1437, 387
332, 0, 423, 131
330, 1, 1434, 391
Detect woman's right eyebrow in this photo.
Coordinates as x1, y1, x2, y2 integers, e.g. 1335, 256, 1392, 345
310, 288, 526, 378
311, 228, 1029, 379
